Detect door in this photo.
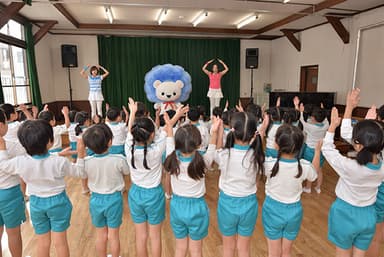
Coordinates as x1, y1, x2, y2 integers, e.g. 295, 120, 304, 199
300, 65, 318, 92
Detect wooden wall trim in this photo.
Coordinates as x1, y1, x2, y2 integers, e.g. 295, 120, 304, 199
0, 2, 26, 29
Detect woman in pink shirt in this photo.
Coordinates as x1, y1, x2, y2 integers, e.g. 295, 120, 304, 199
202, 59, 229, 116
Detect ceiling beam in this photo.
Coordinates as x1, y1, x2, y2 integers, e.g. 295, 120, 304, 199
33, 21, 58, 44
326, 16, 349, 43
0, 2, 26, 29
281, 29, 301, 51
79, 23, 260, 35
256, 0, 347, 35
52, 3, 79, 28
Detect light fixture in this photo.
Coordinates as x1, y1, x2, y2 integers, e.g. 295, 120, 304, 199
283, 0, 291, 3
157, 8, 168, 25
105, 6, 114, 24
192, 10, 208, 27
237, 14, 258, 29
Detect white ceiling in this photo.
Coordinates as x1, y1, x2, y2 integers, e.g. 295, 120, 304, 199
11, 0, 384, 38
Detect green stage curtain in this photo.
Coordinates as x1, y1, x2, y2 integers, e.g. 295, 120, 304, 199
25, 22, 42, 108
98, 36, 240, 113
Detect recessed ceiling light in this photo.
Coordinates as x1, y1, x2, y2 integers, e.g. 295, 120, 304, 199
157, 8, 168, 25
283, 0, 291, 3
237, 14, 258, 29
192, 10, 208, 27
104, 6, 114, 24
178, 15, 185, 19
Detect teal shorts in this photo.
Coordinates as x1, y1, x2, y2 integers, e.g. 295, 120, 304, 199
90, 191, 123, 228
30, 191, 73, 235
265, 147, 278, 158
70, 141, 94, 158
128, 184, 165, 225
303, 144, 325, 167
0, 185, 26, 228
328, 198, 376, 250
217, 191, 258, 237
109, 145, 125, 156
375, 182, 384, 223
170, 194, 209, 240
262, 196, 303, 240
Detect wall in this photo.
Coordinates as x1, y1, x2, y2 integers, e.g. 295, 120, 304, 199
240, 40, 271, 105
270, 6, 384, 105
35, 34, 98, 104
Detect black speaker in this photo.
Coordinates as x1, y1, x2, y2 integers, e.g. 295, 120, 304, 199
246, 48, 258, 69
61, 45, 78, 68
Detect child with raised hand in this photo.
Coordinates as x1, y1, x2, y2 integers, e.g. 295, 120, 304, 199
294, 96, 329, 194
0, 119, 83, 257
0, 109, 25, 257
164, 115, 221, 257
38, 105, 70, 154
77, 124, 130, 257
265, 106, 283, 158
323, 107, 384, 257
186, 107, 210, 154
262, 124, 319, 257
125, 97, 187, 257
105, 106, 129, 156
214, 111, 265, 257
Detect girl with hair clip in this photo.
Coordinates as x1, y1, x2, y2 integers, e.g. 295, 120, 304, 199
323, 107, 384, 257
213, 111, 265, 257
163, 117, 221, 257
80, 64, 110, 119
262, 124, 319, 257
125, 98, 187, 257
339, 88, 384, 257
265, 106, 282, 158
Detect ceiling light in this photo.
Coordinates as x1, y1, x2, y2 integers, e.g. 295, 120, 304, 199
157, 8, 168, 25
237, 14, 258, 29
192, 11, 208, 27
105, 6, 114, 24
283, 0, 291, 3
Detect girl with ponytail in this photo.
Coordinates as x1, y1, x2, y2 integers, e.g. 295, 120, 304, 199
163, 116, 220, 257
125, 98, 187, 257
214, 111, 265, 257
323, 106, 384, 257
262, 124, 319, 257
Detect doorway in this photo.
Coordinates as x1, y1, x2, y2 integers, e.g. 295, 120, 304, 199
300, 65, 318, 92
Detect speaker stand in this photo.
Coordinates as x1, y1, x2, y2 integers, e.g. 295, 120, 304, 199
249, 68, 255, 104
67, 67, 73, 110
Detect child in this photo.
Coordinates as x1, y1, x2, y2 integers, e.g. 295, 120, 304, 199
77, 124, 130, 257
262, 124, 319, 257
214, 111, 265, 257
265, 107, 282, 158
0, 119, 82, 257
70, 111, 92, 194
0, 109, 25, 257
164, 118, 220, 257
38, 105, 70, 154
68, 110, 78, 158
125, 98, 185, 257
105, 106, 129, 156
187, 107, 210, 154
294, 97, 329, 194
221, 110, 232, 146
323, 107, 384, 257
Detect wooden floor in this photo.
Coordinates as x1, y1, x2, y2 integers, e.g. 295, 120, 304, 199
1, 162, 382, 257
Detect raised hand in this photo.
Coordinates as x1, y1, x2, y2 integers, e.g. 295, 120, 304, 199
329, 107, 341, 132
346, 88, 360, 109
61, 106, 69, 115
293, 96, 300, 108
276, 97, 280, 107
43, 104, 49, 111
365, 105, 377, 120
128, 97, 137, 114
210, 116, 222, 134
236, 99, 244, 112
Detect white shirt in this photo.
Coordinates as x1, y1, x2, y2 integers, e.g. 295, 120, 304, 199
125, 130, 167, 188
340, 118, 353, 145
1, 121, 26, 189
0, 151, 82, 197
194, 123, 210, 152
300, 112, 329, 148
166, 137, 215, 198
51, 125, 68, 150
266, 122, 282, 149
215, 145, 258, 197
77, 153, 130, 194
68, 123, 77, 142
106, 122, 128, 146
322, 131, 384, 207
264, 157, 317, 203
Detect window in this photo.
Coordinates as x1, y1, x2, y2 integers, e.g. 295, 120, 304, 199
0, 20, 31, 105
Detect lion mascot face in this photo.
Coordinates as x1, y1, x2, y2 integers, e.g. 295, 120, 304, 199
144, 64, 192, 113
